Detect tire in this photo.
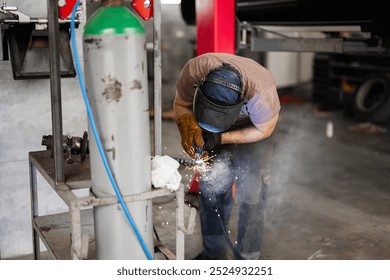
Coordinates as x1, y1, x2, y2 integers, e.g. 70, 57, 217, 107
353, 73, 390, 123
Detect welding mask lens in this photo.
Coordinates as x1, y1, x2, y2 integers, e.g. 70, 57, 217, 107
193, 87, 244, 133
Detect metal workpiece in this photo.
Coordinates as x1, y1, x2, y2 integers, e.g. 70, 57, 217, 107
83, 5, 152, 260
172, 157, 198, 168
41, 132, 89, 163
173, 146, 213, 173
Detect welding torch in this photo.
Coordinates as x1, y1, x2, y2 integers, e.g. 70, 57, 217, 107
173, 146, 204, 168
194, 146, 204, 165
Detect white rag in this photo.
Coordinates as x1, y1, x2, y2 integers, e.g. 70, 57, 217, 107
151, 155, 182, 191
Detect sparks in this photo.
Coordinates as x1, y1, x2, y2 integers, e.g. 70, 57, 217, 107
183, 152, 215, 174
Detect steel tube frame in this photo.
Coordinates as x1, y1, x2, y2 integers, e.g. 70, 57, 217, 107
153, 0, 162, 156
29, 161, 40, 260
48, 0, 64, 183
29, 152, 187, 259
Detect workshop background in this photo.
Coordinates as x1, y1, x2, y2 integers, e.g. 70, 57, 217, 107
1, 0, 390, 260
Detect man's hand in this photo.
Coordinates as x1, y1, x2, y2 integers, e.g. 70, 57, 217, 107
176, 113, 204, 158
203, 132, 221, 152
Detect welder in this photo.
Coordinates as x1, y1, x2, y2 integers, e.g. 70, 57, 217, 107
173, 52, 280, 260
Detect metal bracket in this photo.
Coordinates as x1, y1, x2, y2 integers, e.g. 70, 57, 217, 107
0, 4, 30, 23
238, 22, 388, 54
1, 1, 82, 79
5, 23, 76, 79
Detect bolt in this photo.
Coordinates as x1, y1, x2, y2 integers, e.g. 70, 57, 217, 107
66, 147, 73, 164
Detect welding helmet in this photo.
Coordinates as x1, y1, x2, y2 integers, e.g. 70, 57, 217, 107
193, 63, 244, 133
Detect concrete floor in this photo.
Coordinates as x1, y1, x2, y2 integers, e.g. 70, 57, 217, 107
153, 86, 390, 260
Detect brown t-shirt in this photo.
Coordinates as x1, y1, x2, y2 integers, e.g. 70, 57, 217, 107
175, 52, 281, 130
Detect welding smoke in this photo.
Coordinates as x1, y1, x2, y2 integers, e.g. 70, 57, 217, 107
199, 151, 235, 200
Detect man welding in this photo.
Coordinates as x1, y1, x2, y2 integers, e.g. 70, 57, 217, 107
173, 52, 281, 260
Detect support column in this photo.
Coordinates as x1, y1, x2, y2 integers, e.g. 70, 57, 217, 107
195, 0, 236, 55
48, 0, 64, 183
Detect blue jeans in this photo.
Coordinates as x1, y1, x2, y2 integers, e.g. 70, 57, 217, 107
198, 133, 274, 260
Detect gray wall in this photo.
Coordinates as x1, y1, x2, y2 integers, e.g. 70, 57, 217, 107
0, 3, 195, 259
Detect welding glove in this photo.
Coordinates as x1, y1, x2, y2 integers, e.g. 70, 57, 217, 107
202, 131, 221, 152
176, 113, 204, 158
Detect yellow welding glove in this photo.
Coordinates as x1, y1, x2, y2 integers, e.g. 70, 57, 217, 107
176, 113, 204, 158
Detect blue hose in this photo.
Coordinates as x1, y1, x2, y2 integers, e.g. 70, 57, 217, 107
70, 1, 153, 260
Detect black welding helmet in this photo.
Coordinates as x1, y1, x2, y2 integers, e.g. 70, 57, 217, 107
193, 63, 244, 133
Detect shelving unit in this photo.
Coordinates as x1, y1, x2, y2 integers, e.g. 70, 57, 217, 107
29, 150, 185, 260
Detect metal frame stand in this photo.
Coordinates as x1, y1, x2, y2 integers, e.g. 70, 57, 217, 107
29, 150, 193, 260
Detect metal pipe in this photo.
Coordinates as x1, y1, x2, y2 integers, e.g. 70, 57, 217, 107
48, 0, 64, 183
153, 0, 162, 156
29, 160, 40, 259
175, 185, 185, 260
69, 200, 83, 259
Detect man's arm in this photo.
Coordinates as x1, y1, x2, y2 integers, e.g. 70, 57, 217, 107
220, 114, 279, 144
173, 90, 205, 158
173, 90, 193, 120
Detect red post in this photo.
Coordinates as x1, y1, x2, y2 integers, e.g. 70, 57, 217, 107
195, 0, 236, 55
